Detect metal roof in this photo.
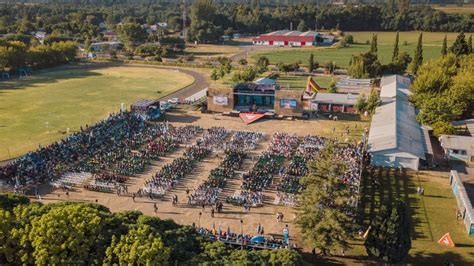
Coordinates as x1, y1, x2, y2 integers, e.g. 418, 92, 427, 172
367, 75, 426, 159
439, 135, 474, 155
313, 93, 358, 105
379, 75, 412, 99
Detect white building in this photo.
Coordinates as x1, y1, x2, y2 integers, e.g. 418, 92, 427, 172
367, 75, 432, 170
439, 135, 474, 164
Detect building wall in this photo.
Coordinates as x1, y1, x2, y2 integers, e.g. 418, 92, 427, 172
274, 90, 303, 117
207, 87, 234, 113
370, 150, 420, 170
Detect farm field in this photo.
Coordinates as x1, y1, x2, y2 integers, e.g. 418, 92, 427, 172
185, 44, 243, 59
251, 31, 470, 68
432, 4, 474, 14
0, 66, 194, 160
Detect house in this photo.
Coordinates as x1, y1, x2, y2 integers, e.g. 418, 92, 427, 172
90, 41, 122, 52
367, 75, 432, 170
252, 30, 336, 47
102, 30, 119, 41
309, 93, 358, 113
439, 135, 474, 164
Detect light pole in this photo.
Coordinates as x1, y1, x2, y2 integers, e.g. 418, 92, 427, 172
198, 212, 202, 228
240, 219, 244, 250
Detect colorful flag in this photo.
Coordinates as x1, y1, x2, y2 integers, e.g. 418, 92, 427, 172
306, 76, 321, 93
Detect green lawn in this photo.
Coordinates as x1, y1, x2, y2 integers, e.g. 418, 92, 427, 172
251, 31, 471, 68
352, 167, 474, 264
0, 66, 194, 160
276, 75, 337, 90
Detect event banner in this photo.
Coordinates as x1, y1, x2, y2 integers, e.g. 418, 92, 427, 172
280, 99, 297, 109
213, 96, 228, 106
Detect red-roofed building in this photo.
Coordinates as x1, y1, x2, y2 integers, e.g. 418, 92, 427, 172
252, 30, 336, 47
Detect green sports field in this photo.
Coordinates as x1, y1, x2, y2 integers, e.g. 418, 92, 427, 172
251, 31, 470, 68
0, 66, 194, 160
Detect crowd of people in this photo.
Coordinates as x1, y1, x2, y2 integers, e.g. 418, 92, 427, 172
188, 131, 264, 206
0, 112, 161, 189
142, 127, 229, 197
196, 226, 291, 250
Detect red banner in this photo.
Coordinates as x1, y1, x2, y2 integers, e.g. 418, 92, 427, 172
239, 112, 265, 124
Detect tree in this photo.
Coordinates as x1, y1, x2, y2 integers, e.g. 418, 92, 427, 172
370, 34, 377, 55
355, 94, 368, 113
308, 53, 315, 73
468, 35, 472, 54
365, 200, 411, 263
0, 193, 29, 211
211, 68, 219, 80
105, 224, 170, 265
328, 79, 337, 93
84, 38, 91, 53
349, 52, 381, 78
366, 90, 381, 114
392, 32, 399, 62
117, 22, 146, 50
29, 204, 107, 265
238, 58, 248, 65
232, 67, 258, 83
0, 209, 16, 263
449, 31, 469, 57
441, 35, 447, 57
256, 56, 270, 73
296, 20, 308, 32
296, 143, 353, 256
188, 0, 222, 43
409, 33, 423, 74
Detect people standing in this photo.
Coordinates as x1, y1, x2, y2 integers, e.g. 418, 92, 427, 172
283, 224, 289, 245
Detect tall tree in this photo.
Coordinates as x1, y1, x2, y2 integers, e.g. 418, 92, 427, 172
366, 90, 381, 114
449, 31, 470, 57
365, 200, 411, 263
441, 35, 447, 57
392, 32, 399, 62
410, 33, 423, 74
468, 35, 472, 54
308, 53, 315, 73
188, 0, 222, 43
296, 143, 353, 256
105, 224, 170, 265
370, 34, 378, 55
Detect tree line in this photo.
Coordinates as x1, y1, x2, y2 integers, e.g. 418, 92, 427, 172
0, 193, 301, 265
0, 1, 471, 44
0, 40, 76, 73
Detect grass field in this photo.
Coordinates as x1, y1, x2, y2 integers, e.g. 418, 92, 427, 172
251, 31, 470, 68
0, 66, 194, 160
433, 4, 474, 14
276, 75, 337, 90
185, 44, 243, 59
349, 167, 474, 264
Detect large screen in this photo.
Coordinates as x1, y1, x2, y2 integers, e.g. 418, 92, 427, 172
280, 99, 297, 109
213, 96, 228, 106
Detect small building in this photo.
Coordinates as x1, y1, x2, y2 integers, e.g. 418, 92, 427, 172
252, 30, 336, 47
450, 170, 474, 236
131, 99, 161, 120
367, 75, 432, 170
439, 135, 474, 164
309, 93, 358, 113
90, 41, 121, 52
102, 30, 119, 41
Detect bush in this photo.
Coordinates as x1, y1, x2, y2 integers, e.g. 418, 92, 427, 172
344, 34, 354, 44
0, 193, 30, 211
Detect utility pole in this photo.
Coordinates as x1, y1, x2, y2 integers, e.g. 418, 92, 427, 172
182, 0, 188, 43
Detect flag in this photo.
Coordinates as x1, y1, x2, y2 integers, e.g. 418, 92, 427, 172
306, 77, 321, 93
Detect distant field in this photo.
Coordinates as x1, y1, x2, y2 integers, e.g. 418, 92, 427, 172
0, 66, 194, 160
277, 75, 337, 90
433, 4, 474, 14
185, 44, 243, 59
251, 31, 469, 68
